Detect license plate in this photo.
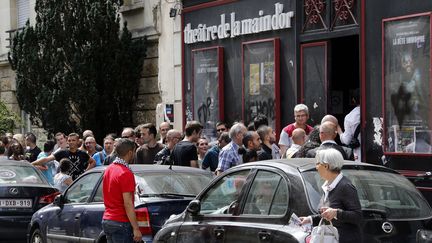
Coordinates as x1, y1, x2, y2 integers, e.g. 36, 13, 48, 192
0, 199, 32, 208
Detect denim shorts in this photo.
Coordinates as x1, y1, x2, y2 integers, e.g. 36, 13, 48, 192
102, 219, 134, 243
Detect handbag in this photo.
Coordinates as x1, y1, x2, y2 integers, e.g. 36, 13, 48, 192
347, 124, 361, 149
310, 218, 339, 243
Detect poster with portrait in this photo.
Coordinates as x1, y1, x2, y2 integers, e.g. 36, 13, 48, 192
249, 63, 261, 95
243, 39, 280, 131
383, 13, 431, 154
262, 62, 274, 85
192, 47, 224, 142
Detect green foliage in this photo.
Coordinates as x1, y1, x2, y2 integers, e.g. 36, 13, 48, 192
9, 0, 145, 140
0, 101, 21, 134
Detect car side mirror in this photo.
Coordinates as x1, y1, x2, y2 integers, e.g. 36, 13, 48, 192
53, 194, 65, 207
187, 199, 201, 215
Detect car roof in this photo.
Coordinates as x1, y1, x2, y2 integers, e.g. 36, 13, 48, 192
0, 158, 34, 166
234, 158, 398, 174
87, 164, 214, 175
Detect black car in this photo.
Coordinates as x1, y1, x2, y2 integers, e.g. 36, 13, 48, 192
28, 164, 214, 243
155, 158, 432, 243
0, 159, 59, 242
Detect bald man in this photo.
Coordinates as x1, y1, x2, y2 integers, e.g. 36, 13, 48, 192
154, 129, 182, 165
321, 115, 339, 126
158, 122, 171, 144
306, 121, 354, 160
285, 128, 306, 158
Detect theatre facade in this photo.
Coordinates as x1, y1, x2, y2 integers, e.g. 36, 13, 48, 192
180, 0, 432, 194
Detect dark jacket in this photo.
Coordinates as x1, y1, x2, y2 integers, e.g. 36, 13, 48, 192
312, 176, 363, 243
306, 141, 354, 160
257, 144, 273, 161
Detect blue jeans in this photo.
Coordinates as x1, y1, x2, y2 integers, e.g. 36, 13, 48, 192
102, 219, 134, 243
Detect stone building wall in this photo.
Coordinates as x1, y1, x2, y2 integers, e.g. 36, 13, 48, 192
133, 40, 162, 125
0, 0, 166, 140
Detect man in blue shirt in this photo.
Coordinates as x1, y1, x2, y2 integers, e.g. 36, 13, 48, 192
216, 122, 247, 175
93, 134, 115, 166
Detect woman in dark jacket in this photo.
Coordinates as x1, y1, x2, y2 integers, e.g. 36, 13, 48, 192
300, 148, 363, 243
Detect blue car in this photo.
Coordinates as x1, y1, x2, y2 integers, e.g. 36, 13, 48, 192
27, 165, 214, 243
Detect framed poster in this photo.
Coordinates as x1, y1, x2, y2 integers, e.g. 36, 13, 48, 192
242, 38, 280, 134
192, 46, 224, 142
382, 12, 432, 155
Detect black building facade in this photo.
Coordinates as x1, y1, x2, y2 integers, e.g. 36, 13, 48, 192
181, 0, 432, 194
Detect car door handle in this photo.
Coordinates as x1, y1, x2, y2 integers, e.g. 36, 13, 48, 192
258, 231, 271, 241
74, 213, 81, 220
214, 228, 225, 240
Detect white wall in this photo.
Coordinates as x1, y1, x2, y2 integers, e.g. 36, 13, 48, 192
157, 0, 183, 130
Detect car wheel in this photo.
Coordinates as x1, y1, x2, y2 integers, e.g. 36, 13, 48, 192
30, 228, 45, 243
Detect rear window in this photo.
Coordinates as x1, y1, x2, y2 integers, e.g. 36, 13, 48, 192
302, 169, 432, 219
135, 172, 213, 196
0, 165, 46, 185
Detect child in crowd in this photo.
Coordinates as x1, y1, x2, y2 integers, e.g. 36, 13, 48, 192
54, 158, 73, 192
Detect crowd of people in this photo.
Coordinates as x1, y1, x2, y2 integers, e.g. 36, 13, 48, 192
0, 101, 361, 242
0, 100, 360, 192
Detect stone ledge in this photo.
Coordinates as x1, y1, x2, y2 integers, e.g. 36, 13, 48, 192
120, 1, 145, 13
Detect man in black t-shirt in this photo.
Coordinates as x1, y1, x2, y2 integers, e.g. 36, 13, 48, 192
32, 133, 96, 180
171, 121, 203, 167
25, 132, 42, 162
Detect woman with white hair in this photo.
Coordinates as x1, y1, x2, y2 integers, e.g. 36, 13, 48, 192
300, 148, 363, 243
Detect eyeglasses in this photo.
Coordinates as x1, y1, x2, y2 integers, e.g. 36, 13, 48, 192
122, 135, 133, 139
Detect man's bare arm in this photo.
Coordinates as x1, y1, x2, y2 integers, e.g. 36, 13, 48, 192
190, 160, 199, 168
86, 157, 96, 171
31, 155, 56, 166
123, 192, 142, 242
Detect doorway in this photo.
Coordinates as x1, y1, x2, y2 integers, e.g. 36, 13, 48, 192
328, 35, 360, 125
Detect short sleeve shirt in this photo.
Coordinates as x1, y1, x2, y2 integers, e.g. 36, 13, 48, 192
279, 123, 314, 148
217, 142, 241, 172
53, 149, 90, 180
102, 163, 135, 222
136, 143, 165, 164
171, 141, 198, 167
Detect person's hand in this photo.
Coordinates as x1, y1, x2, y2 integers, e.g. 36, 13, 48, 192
299, 216, 311, 225
133, 228, 142, 242
321, 207, 337, 221
337, 125, 343, 135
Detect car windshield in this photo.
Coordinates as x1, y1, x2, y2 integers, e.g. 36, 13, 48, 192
134, 171, 213, 197
0, 165, 46, 185
302, 169, 432, 219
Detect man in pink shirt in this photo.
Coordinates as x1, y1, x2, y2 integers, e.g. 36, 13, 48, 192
102, 139, 141, 243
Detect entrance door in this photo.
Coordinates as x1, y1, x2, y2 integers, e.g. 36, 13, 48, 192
300, 41, 328, 126
300, 35, 360, 127
328, 35, 360, 124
